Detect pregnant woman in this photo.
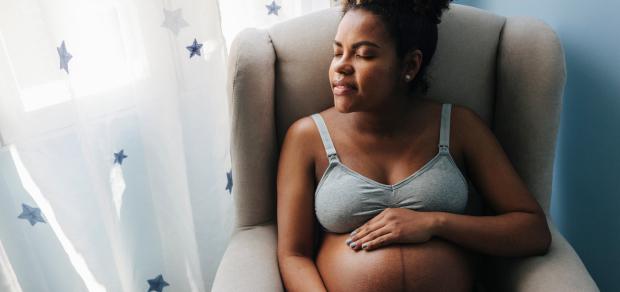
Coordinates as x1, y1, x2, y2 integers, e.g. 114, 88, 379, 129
276, 0, 552, 291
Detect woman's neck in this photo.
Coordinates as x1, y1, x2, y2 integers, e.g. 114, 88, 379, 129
348, 94, 425, 138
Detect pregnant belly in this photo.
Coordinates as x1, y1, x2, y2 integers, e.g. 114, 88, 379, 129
315, 232, 478, 292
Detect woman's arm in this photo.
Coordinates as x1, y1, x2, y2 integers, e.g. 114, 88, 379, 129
431, 106, 551, 257
430, 210, 550, 257
277, 117, 328, 292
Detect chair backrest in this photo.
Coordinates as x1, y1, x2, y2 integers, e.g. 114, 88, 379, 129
227, 4, 566, 229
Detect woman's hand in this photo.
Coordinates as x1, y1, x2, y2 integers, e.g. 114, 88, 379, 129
345, 208, 439, 252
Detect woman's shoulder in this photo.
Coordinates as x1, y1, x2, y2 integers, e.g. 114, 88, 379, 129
449, 103, 495, 154
281, 112, 329, 161
450, 104, 487, 132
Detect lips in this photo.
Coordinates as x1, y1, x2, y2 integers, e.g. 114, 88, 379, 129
332, 80, 357, 95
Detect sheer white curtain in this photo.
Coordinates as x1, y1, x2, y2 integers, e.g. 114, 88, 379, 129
0, 0, 333, 291
219, 0, 336, 53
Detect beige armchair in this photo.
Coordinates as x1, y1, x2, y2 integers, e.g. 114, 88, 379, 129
212, 4, 598, 291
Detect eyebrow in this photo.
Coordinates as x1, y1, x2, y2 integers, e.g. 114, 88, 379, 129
333, 40, 381, 49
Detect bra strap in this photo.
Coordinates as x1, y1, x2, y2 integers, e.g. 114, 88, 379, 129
310, 114, 339, 161
439, 103, 452, 153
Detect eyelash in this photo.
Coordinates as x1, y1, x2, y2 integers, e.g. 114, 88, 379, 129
333, 53, 372, 59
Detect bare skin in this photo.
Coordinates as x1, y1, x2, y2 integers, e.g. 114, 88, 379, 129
313, 101, 478, 292
277, 10, 474, 292
277, 7, 550, 292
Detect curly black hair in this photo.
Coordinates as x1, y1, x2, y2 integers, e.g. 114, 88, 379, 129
340, 0, 452, 95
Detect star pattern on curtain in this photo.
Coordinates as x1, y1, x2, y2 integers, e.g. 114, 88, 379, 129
17, 203, 46, 226
57, 40, 72, 74
226, 169, 233, 194
114, 149, 128, 165
266, 1, 282, 16
186, 38, 203, 58
147, 274, 170, 292
20, 3, 238, 290
161, 8, 189, 36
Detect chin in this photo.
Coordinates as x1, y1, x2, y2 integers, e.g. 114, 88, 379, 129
333, 95, 357, 113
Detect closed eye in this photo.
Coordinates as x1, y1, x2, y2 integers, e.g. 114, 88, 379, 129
332, 53, 374, 59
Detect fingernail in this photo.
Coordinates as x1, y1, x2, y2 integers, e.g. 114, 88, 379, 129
345, 238, 352, 245
350, 242, 356, 248
362, 243, 368, 249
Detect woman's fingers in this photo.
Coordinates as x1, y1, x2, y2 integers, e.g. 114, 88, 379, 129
348, 224, 392, 251
360, 231, 395, 251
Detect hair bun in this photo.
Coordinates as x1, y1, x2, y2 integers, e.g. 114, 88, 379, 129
341, 0, 452, 24
412, 0, 452, 24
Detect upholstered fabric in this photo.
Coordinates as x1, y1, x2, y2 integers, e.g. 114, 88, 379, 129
213, 4, 598, 291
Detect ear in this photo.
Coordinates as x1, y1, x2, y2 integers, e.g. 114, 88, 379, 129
401, 49, 423, 82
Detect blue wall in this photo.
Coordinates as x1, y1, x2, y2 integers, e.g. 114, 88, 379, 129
464, 1, 620, 291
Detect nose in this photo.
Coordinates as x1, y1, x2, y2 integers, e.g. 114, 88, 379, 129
333, 56, 354, 76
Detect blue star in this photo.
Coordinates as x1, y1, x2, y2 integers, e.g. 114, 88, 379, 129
186, 38, 203, 58
266, 1, 282, 16
147, 274, 169, 292
225, 169, 233, 194
57, 40, 73, 74
161, 8, 189, 36
114, 149, 128, 165
18, 203, 46, 226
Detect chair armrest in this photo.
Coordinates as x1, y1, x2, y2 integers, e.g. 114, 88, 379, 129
212, 223, 284, 292
481, 218, 598, 291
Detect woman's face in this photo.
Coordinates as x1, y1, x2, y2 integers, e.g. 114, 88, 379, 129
329, 9, 408, 113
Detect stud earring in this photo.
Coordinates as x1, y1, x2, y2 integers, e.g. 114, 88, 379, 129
405, 74, 412, 82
